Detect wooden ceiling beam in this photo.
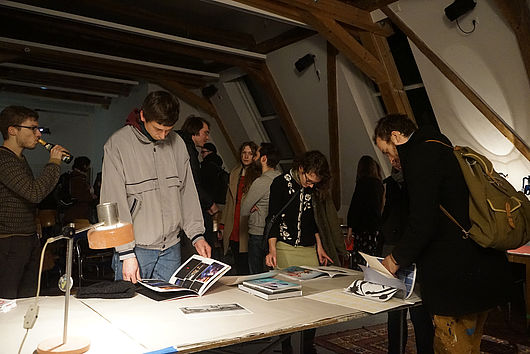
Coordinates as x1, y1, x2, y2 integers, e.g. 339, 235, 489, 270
244, 62, 306, 156
0, 38, 218, 86
359, 31, 414, 118
300, 11, 387, 83
0, 67, 133, 96
0, 1, 265, 60
232, 0, 391, 36
0, 36, 220, 79
0, 83, 111, 106
255, 27, 316, 54
341, 0, 398, 12
0, 49, 18, 63
68, 0, 258, 50
493, 0, 530, 88
382, 6, 530, 161
1, 9, 262, 71
7, 53, 212, 90
274, 0, 387, 34
327, 42, 341, 209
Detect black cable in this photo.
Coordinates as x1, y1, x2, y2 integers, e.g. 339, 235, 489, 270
456, 18, 476, 34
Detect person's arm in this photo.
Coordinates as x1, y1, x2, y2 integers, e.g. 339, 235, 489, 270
240, 177, 266, 216
266, 177, 284, 240
100, 140, 140, 282
178, 147, 210, 257
315, 232, 333, 265
0, 150, 61, 204
265, 237, 278, 268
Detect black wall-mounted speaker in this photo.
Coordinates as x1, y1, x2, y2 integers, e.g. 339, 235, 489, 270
295, 54, 315, 73
444, 0, 476, 21
201, 85, 218, 98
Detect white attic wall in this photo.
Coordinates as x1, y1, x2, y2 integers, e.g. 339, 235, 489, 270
394, 0, 530, 190
0, 92, 99, 178
336, 54, 387, 217
266, 34, 330, 155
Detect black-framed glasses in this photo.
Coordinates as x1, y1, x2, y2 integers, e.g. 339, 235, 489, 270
13, 125, 43, 133
303, 171, 320, 186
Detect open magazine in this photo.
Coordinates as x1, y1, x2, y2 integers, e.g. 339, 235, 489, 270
138, 255, 230, 301
345, 252, 416, 302
279, 265, 357, 281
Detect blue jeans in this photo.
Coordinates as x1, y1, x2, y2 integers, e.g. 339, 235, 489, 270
112, 243, 181, 281
248, 233, 266, 274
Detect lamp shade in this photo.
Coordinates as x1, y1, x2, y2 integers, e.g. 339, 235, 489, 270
87, 223, 134, 249
87, 203, 134, 249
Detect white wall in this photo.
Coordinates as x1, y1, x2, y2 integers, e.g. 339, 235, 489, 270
267, 35, 330, 155
394, 0, 530, 190
0, 92, 99, 178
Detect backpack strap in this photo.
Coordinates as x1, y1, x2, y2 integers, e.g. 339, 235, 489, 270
424, 139, 453, 149
425, 139, 471, 239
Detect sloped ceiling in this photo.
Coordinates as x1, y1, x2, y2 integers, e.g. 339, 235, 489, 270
0, 0, 319, 107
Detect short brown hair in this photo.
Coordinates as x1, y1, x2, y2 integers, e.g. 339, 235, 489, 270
293, 150, 331, 197
0, 106, 39, 140
141, 91, 180, 126
181, 115, 210, 136
373, 114, 417, 143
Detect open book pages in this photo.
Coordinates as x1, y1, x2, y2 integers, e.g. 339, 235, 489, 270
279, 265, 357, 281
0, 299, 16, 313
139, 255, 230, 299
238, 284, 302, 300
347, 252, 417, 301
241, 277, 301, 294
219, 270, 279, 286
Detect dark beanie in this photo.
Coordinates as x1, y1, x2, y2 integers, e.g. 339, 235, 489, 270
203, 142, 217, 154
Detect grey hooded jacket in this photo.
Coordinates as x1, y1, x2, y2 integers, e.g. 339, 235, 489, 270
240, 169, 281, 235
101, 125, 205, 257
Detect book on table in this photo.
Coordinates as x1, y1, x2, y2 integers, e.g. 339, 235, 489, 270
219, 269, 280, 286
137, 255, 231, 301
238, 283, 302, 300
345, 252, 417, 302
241, 277, 301, 293
279, 265, 357, 281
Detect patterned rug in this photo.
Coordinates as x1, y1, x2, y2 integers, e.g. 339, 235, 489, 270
315, 321, 530, 354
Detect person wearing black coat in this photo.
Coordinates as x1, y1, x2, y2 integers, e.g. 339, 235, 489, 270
374, 115, 510, 353
200, 142, 226, 205
346, 155, 384, 270
176, 116, 219, 258
382, 168, 434, 354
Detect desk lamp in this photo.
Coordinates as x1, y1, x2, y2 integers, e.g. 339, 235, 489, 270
36, 202, 133, 354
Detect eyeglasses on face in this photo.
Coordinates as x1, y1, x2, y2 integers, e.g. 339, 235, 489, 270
303, 171, 320, 185
13, 125, 44, 133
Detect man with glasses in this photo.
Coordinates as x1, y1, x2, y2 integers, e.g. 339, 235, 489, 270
265, 150, 343, 354
0, 106, 67, 298
176, 116, 219, 259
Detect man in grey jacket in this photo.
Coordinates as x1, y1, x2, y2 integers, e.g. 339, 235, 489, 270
240, 143, 281, 274
101, 91, 210, 283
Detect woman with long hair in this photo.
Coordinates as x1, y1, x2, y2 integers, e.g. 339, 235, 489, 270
346, 155, 384, 270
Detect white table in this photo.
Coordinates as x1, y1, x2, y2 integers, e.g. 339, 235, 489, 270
2, 274, 415, 353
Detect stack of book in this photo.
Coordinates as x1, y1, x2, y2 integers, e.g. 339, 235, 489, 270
238, 277, 302, 300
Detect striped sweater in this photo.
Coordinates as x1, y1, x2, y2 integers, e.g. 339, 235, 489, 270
0, 146, 60, 237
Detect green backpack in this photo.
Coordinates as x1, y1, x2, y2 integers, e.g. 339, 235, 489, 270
427, 140, 530, 250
